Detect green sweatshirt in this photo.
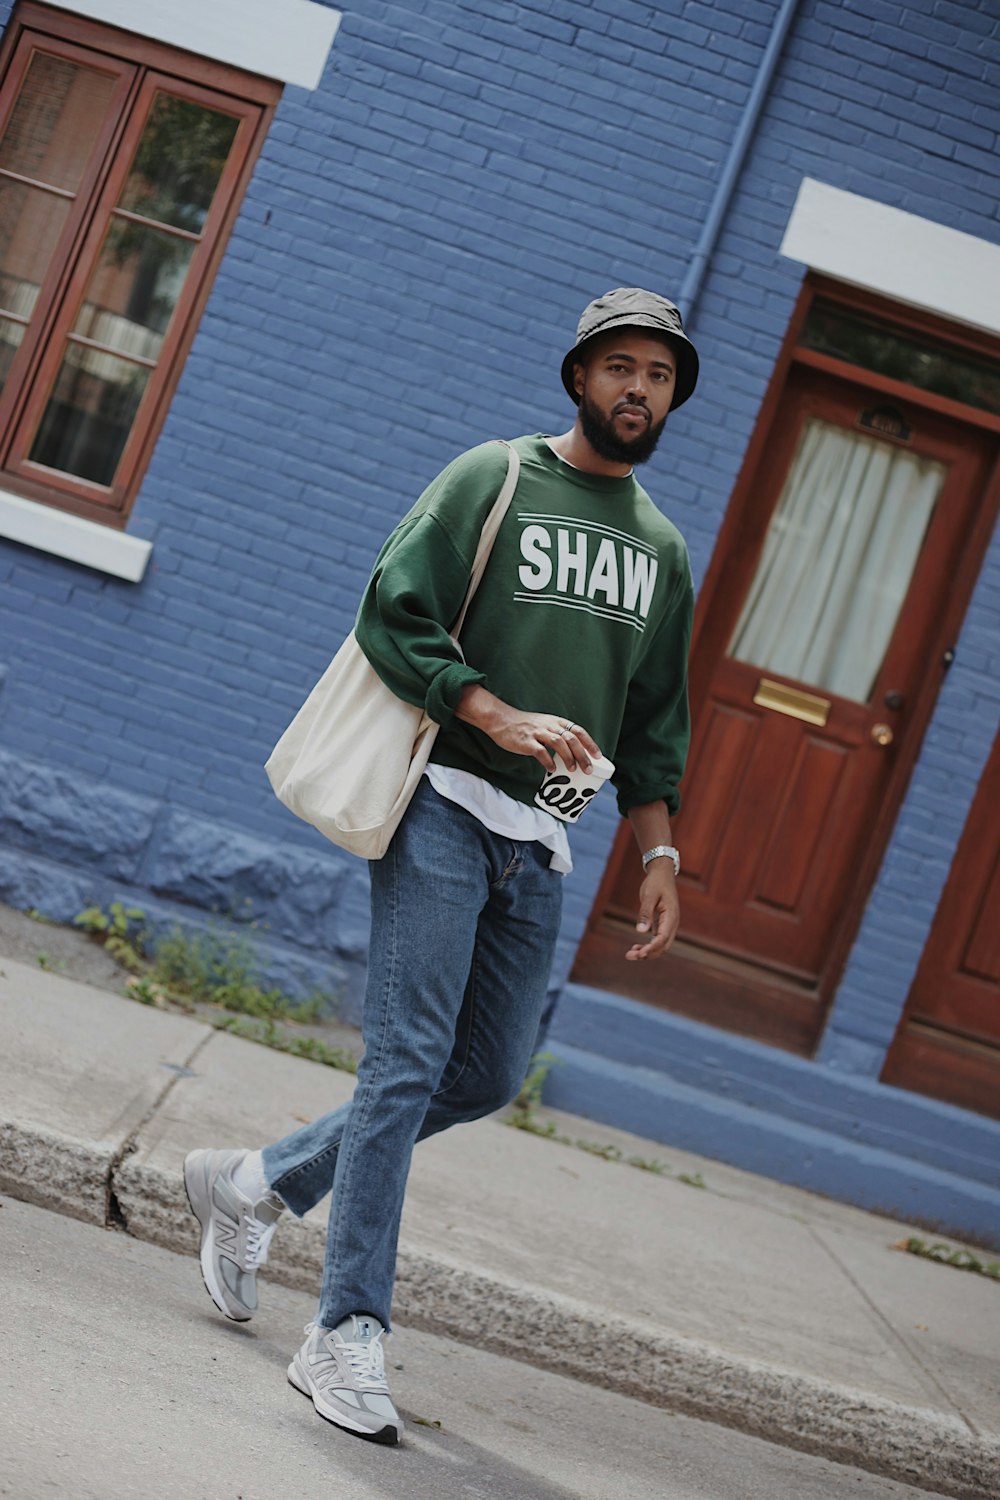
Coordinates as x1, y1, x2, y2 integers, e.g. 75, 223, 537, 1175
355, 435, 693, 816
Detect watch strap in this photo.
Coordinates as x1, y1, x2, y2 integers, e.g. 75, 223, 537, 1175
642, 844, 680, 876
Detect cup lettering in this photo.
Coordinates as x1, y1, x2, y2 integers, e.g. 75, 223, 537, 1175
538, 776, 598, 821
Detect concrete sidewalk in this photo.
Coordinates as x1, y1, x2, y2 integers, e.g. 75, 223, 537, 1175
1, 957, 998, 1499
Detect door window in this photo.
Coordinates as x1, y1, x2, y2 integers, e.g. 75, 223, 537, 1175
728, 418, 946, 702
802, 301, 1000, 416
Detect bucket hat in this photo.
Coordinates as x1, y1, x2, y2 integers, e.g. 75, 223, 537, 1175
561, 287, 699, 410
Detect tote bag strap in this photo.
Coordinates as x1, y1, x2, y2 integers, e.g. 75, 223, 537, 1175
451, 439, 521, 640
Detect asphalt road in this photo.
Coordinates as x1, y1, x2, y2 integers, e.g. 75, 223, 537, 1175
0, 1194, 953, 1500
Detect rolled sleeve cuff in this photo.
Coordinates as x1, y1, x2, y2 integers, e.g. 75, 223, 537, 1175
426, 662, 488, 728
615, 779, 681, 817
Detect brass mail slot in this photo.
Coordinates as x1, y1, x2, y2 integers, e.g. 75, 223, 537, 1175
753, 678, 830, 727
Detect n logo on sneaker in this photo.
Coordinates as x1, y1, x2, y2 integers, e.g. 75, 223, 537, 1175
215, 1219, 238, 1255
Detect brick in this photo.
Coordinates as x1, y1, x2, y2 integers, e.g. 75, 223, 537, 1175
928, 0, 994, 32
897, 118, 955, 156
418, 59, 482, 96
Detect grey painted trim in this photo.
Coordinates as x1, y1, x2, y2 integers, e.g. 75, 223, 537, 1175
47, 0, 342, 90
781, 179, 1000, 336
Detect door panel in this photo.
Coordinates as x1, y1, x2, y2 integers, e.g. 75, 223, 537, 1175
882, 732, 1000, 1118
965, 860, 1000, 984
675, 705, 757, 887
754, 735, 848, 914
574, 360, 998, 1052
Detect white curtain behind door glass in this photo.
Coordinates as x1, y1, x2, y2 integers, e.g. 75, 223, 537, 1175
729, 418, 946, 702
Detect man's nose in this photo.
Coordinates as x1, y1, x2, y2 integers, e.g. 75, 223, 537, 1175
625, 377, 648, 403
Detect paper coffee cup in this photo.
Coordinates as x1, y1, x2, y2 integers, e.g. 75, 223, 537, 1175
534, 753, 616, 824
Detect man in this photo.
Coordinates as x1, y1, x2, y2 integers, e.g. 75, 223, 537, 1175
184, 288, 699, 1445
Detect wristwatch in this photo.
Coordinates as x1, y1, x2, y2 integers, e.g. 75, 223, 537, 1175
642, 844, 680, 876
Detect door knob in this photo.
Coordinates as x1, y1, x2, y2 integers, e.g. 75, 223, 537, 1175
871, 723, 894, 747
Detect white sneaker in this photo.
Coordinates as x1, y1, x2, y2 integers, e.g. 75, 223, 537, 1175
183, 1148, 283, 1321
288, 1316, 403, 1445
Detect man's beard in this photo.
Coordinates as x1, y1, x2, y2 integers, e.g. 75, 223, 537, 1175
579, 390, 667, 466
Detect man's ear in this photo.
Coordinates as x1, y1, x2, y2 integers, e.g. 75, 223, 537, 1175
573, 360, 586, 398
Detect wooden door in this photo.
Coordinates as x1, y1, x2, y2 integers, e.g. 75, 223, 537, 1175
881, 732, 1000, 1119
574, 362, 998, 1053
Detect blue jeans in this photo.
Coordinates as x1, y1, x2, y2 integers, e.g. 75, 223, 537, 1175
262, 779, 563, 1330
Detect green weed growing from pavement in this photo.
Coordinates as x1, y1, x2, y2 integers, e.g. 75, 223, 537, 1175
124, 974, 169, 1007
218, 1015, 357, 1074
71, 904, 350, 1071
511, 1051, 558, 1118
148, 924, 323, 1023
74, 901, 148, 971
505, 1053, 671, 1180
891, 1235, 1000, 1280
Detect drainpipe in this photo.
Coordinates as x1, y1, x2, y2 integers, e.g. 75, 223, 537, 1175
677, 0, 803, 323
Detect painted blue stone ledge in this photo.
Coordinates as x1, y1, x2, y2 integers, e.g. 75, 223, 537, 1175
545, 984, 1000, 1249
0, 842, 366, 1025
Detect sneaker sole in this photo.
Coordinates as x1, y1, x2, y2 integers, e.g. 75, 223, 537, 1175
287, 1355, 401, 1445
183, 1149, 253, 1324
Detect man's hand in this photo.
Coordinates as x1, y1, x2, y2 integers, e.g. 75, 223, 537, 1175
457, 686, 600, 772
625, 799, 680, 961
626, 862, 680, 961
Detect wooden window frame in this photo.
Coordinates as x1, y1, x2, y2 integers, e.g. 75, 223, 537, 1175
0, 2, 280, 527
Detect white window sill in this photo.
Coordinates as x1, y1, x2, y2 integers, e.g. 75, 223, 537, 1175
0, 489, 152, 582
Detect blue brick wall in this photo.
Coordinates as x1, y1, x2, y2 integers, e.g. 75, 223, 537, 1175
1, 0, 998, 1103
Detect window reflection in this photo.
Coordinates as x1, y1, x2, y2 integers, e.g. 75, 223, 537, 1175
75, 223, 194, 361
29, 342, 149, 485
0, 52, 116, 191
118, 93, 240, 234
0, 315, 26, 398
0, 53, 115, 388
0, 179, 71, 320
27, 90, 240, 485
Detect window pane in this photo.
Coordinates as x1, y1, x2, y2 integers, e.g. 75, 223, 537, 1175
0, 51, 117, 191
29, 342, 150, 486
729, 419, 946, 702
73, 220, 196, 360
0, 178, 71, 319
117, 92, 241, 234
802, 302, 1000, 417
0, 314, 26, 398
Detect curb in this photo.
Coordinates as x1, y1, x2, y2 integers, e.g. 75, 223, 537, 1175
397, 1257, 1000, 1500
0, 1120, 113, 1227
66, 1150, 1000, 1500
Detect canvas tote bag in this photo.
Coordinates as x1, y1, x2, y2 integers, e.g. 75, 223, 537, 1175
265, 440, 520, 859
